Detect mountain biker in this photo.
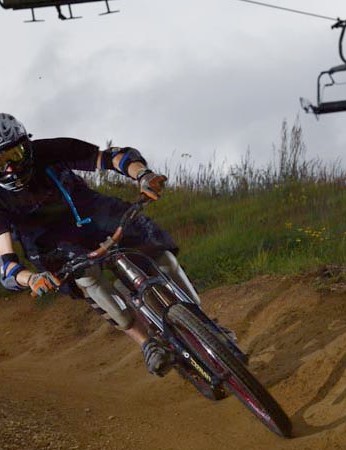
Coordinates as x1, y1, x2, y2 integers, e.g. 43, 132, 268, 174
0, 113, 201, 376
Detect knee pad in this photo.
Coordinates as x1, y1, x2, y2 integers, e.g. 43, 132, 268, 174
155, 251, 201, 305
113, 278, 132, 299
75, 266, 134, 330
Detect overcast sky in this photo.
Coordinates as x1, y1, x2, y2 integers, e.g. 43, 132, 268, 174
1, 0, 346, 171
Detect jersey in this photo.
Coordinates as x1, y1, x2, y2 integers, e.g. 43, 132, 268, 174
0, 138, 177, 286
0, 137, 99, 234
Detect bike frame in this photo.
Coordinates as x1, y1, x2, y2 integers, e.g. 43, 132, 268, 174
55, 197, 292, 437
57, 196, 245, 369
57, 197, 200, 330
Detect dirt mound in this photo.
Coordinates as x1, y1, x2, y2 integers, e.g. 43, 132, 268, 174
0, 274, 345, 450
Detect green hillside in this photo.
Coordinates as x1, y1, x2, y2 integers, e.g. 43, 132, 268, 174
5, 178, 346, 297
119, 181, 346, 291
5, 119, 346, 295
89, 161, 345, 290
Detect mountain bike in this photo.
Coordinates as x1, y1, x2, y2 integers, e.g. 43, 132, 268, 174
56, 196, 292, 438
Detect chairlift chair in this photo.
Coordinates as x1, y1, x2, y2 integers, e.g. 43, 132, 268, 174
0, 0, 119, 21
301, 19, 346, 116
300, 63, 346, 115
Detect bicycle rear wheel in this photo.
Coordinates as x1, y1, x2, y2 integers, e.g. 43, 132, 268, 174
167, 304, 292, 438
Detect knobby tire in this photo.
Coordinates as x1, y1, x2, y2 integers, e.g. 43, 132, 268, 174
167, 304, 292, 438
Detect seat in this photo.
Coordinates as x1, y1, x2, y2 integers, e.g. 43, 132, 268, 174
300, 64, 346, 116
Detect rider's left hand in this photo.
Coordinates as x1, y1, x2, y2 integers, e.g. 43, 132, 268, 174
137, 169, 167, 201
28, 271, 61, 297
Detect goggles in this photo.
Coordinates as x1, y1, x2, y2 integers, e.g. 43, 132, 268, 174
0, 144, 26, 172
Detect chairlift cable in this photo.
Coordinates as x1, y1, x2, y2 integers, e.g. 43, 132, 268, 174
233, 0, 337, 22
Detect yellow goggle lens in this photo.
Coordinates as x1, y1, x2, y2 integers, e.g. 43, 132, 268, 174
0, 144, 26, 170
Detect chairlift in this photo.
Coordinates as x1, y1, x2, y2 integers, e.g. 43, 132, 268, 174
0, 0, 120, 21
301, 19, 346, 116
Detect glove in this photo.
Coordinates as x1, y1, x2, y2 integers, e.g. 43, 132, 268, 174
28, 271, 61, 297
137, 169, 167, 201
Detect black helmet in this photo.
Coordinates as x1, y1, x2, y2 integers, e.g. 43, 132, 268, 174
0, 113, 33, 192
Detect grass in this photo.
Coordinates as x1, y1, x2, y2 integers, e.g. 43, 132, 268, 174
144, 181, 346, 290
3, 117, 346, 294
9, 176, 346, 296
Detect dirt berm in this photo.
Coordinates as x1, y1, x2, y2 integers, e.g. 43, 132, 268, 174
0, 273, 345, 450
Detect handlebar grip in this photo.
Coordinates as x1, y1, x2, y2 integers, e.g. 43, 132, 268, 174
139, 193, 153, 203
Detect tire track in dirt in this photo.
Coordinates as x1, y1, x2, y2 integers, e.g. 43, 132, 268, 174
0, 275, 345, 450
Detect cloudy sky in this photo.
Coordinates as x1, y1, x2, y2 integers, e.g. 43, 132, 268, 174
1, 0, 346, 170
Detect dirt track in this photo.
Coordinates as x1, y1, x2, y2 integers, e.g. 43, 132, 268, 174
0, 274, 345, 450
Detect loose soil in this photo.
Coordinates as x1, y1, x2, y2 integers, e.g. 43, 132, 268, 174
0, 274, 345, 450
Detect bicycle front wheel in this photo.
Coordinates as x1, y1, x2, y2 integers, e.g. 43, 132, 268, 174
167, 304, 292, 438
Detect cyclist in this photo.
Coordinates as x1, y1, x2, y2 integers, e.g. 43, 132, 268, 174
0, 113, 200, 376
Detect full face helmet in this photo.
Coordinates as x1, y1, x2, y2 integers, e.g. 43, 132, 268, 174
0, 113, 33, 192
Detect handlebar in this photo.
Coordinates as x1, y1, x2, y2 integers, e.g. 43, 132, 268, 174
87, 194, 151, 259
54, 194, 152, 282
29, 194, 154, 297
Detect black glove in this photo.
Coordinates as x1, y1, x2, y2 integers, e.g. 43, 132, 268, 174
137, 169, 167, 201
28, 271, 60, 297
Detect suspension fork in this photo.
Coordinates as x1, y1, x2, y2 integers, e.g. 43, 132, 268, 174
114, 253, 167, 330
114, 252, 196, 331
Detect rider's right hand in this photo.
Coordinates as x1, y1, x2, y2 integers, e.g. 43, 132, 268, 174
28, 271, 61, 296
137, 169, 167, 201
